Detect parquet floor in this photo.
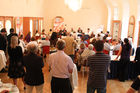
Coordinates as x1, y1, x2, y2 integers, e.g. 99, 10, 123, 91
0, 62, 133, 93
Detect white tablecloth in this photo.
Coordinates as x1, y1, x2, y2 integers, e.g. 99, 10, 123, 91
111, 55, 135, 61
108, 55, 135, 73
0, 83, 19, 93
70, 64, 78, 89
0, 50, 7, 71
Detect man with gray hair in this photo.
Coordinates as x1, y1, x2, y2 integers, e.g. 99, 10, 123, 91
81, 44, 95, 66
23, 43, 44, 93
27, 43, 38, 53
49, 39, 74, 93
81, 44, 95, 58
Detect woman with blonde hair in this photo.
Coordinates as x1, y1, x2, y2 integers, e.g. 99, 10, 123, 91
8, 36, 25, 86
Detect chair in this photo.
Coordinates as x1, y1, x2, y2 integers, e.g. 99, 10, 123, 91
42, 46, 50, 57
103, 50, 109, 54
85, 39, 90, 47
114, 50, 119, 55
35, 36, 40, 40
93, 47, 96, 51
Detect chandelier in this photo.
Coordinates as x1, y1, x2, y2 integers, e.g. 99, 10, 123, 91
65, 0, 83, 12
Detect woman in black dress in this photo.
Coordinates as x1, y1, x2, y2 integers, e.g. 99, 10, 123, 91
50, 32, 58, 47
115, 38, 132, 81
8, 36, 25, 85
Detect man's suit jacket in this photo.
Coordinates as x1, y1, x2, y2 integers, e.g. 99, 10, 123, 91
134, 46, 140, 62
23, 53, 44, 86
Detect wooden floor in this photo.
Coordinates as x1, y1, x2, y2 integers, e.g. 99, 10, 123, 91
0, 62, 133, 93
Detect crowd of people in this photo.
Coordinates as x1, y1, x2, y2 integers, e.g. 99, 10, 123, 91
0, 27, 140, 93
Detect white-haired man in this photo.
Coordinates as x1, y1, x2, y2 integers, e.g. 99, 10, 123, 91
49, 39, 74, 93
81, 44, 95, 66
23, 43, 44, 93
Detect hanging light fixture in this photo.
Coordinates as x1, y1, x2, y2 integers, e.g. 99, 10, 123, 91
65, 0, 83, 12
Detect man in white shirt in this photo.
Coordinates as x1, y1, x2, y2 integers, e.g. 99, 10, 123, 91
113, 42, 121, 51
40, 36, 50, 47
100, 31, 105, 40
49, 39, 74, 93
40, 36, 50, 58
27, 37, 38, 47
104, 40, 110, 51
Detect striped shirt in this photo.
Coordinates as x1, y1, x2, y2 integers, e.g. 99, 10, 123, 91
87, 53, 110, 88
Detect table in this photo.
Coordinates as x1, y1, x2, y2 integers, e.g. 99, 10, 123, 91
110, 55, 135, 61
50, 47, 57, 54
108, 55, 137, 79
0, 83, 19, 93
70, 64, 78, 90
0, 50, 7, 71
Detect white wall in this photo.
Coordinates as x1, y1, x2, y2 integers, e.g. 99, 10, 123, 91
1, 0, 139, 47
44, 0, 108, 33
0, 0, 45, 17
107, 0, 139, 46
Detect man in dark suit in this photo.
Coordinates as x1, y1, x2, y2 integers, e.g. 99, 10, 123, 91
134, 46, 140, 76
127, 75, 140, 93
0, 28, 7, 73
23, 43, 44, 93
0, 28, 7, 53
7, 28, 18, 47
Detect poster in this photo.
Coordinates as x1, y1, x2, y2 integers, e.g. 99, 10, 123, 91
112, 22, 119, 40
15, 17, 23, 35
53, 16, 64, 32
0, 21, 4, 31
